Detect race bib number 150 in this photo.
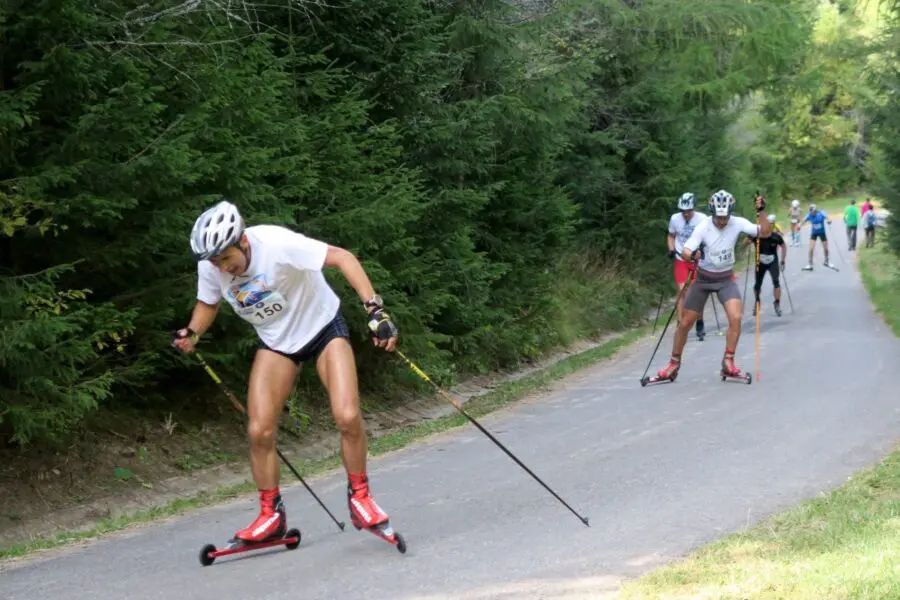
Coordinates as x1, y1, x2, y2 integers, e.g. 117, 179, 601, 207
237, 291, 287, 325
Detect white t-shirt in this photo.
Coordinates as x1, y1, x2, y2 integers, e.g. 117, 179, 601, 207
196, 224, 341, 354
668, 211, 708, 259
683, 216, 760, 273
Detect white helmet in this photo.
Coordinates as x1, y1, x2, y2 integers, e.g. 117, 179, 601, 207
791, 199, 800, 208
768, 214, 776, 224
677, 192, 695, 211
809, 203, 817, 211
190, 200, 245, 261
708, 189, 735, 217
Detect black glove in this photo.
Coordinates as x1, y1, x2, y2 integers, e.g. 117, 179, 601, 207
667, 249, 676, 260
754, 194, 767, 212
367, 307, 398, 342
171, 327, 199, 345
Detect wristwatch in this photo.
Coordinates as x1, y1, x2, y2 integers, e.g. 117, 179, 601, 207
364, 294, 384, 312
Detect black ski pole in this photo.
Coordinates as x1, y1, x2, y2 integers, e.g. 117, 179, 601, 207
396, 350, 590, 528
651, 288, 664, 336
741, 249, 751, 320
781, 264, 795, 314
711, 295, 722, 334
192, 350, 347, 532
639, 280, 691, 383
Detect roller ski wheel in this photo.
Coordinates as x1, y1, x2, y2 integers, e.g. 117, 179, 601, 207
198, 527, 302, 567
352, 518, 407, 554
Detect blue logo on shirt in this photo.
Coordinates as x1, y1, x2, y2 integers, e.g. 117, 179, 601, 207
228, 274, 272, 308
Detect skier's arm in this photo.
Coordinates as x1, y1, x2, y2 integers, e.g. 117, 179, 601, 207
186, 301, 219, 338
757, 210, 771, 238
324, 246, 399, 351
323, 246, 378, 305
667, 216, 677, 257
174, 265, 221, 351
188, 263, 223, 337
681, 221, 705, 262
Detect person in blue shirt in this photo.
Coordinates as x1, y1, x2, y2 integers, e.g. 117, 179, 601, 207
800, 203, 836, 271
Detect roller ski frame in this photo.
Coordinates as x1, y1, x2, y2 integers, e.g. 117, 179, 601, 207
720, 354, 752, 385
199, 528, 302, 566
351, 516, 407, 554
641, 357, 680, 387
801, 263, 839, 273
721, 370, 752, 384
640, 372, 677, 386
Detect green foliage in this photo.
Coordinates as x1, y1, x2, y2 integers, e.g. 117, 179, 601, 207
755, 1, 871, 201
866, 0, 900, 253
0, 0, 834, 447
0, 264, 136, 446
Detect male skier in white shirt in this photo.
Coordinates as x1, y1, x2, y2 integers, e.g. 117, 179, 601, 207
648, 190, 769, 384
173, 201, 401, 546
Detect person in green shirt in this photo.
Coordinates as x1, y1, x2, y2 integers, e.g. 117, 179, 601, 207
843, 198, 860, 251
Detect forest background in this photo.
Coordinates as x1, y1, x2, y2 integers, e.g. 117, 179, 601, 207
2, 0, 899, 546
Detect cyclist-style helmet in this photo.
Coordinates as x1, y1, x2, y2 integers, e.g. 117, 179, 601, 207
677, 192, 695, 211
709, 189, 736, 217
791, 199, 800, 208
768, 214, 776, 224
190, 200, 245, 261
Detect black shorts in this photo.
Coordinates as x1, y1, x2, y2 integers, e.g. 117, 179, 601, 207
755, 259, 780, 289
259, 311, 350, 365
811, 230, 827, 241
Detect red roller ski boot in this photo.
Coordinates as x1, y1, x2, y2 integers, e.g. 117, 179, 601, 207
348, 473, 407, 554
198, 488, 301, 567
641, 355, 681, 386
720, 351, 752, 384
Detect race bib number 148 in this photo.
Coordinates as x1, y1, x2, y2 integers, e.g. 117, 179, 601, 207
709, 248, 734, 267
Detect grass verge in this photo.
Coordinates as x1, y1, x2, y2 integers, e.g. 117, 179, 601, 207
858, 235, 900, 336
0, 325, 648, 562
616, 225, 900, 600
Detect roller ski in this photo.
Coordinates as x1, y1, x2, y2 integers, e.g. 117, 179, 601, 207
641, 356, 680, 387
823, 261, 839, 272
199, 490, 301, 566
720, 351, 751, 384
348, 474, 407, 554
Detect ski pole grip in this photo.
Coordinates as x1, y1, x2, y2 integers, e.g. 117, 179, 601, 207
172, 327, 199, 344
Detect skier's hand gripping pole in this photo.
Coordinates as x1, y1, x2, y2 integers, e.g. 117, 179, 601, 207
396, 350, 590, 528
175, 336, 347, 532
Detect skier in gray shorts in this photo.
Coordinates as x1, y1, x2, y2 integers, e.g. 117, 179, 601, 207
651, 190, 771, 383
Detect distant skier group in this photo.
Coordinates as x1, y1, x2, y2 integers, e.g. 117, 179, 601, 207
650, 188, 856, 387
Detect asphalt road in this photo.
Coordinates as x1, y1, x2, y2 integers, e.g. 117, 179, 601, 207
3, 221, 899, 600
